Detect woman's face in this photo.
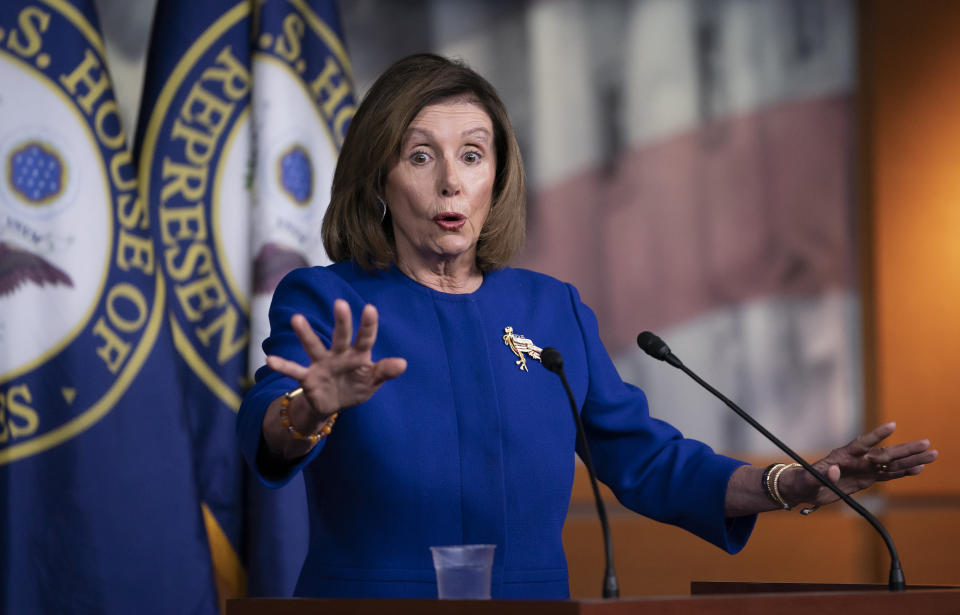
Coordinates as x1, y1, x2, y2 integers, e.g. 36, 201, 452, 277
384, 101, 496, 271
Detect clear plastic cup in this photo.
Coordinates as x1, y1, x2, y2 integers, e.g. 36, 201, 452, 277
429, 544, 496, 599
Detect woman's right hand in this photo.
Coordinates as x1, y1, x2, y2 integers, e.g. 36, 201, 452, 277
261, 298, 407, 457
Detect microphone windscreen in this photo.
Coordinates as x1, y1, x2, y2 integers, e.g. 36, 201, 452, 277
636, 331, 670, 361
541, 347, 563, 374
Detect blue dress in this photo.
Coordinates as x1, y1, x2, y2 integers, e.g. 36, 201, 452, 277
237, 261, 755, 599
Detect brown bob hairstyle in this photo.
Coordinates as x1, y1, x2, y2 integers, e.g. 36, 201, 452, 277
322, 53, 526, 272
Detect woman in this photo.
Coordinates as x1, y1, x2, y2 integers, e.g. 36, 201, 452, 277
237, 54, 936, 599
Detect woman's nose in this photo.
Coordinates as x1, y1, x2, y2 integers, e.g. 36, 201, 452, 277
438, 158, 461, 197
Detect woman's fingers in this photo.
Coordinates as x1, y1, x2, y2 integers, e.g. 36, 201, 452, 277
329, 299, 354, 354
279, 302, 402, 401
353, 304, 379, 353
877, 468, 919, 481
803, 426, 939, 503
373, 357, 407, 384
824, 464, 841, 484
265, 354, 309, 380
873, 446, 938, 472
322, 301, 380, 356
851, 421, 897, 453
866, 439, 934, 465
290, 314, 330, 362
288, 302, 375, 362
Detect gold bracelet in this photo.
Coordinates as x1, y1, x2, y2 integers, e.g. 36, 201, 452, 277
771, 462, 801, 510
760, 463, 779, 506
278, 387, 338, 444
763, 463, 790, 509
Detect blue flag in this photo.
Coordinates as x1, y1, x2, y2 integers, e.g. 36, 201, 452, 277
134, 0, 356, 602
0, 1, 218, 613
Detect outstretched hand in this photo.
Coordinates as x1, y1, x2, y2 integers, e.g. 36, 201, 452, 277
266, 299, 407, 418
787, 422, 938, 508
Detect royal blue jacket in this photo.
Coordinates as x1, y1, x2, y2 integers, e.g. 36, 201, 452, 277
237, 261, 754, 598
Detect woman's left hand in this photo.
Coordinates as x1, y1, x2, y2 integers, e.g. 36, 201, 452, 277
783, 422, 938, 508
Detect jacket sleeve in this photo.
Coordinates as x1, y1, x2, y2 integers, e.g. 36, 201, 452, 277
566, 283, 756, 554
237, 267, 344, 488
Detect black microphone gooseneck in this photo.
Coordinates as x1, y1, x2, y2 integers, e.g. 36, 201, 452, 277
636, 331, 906, 592
541, 347, 619, 599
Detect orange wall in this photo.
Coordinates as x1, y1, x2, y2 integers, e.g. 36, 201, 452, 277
860, 0, 960, 586
563, 0, 960, 597
863, 0, 960, 496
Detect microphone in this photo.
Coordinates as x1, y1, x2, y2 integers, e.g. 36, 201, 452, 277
636, 331, 906, 592
541, 347, 619, 599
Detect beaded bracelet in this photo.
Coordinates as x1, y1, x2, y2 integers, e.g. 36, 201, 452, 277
279, 387, 338, 445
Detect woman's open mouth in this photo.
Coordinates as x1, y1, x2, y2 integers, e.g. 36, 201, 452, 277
434, 212, 467, 230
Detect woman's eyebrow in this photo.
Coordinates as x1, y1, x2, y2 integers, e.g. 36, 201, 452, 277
403, 128, 431, 140
402, 126, 492, 144
462, 127, 492, 142
400, 128, 434, 148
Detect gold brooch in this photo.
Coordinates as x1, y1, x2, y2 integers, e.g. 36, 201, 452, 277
503, 326, 542, 372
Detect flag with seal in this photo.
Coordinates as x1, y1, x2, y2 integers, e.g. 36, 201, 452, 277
134, 0, 356, 604
0, 1, 218, 613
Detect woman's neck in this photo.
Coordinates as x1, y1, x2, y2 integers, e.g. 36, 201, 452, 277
395, 254, 483, 294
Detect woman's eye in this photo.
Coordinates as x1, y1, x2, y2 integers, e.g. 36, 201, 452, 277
410, 151, 430, 164
463, 151, 481, 164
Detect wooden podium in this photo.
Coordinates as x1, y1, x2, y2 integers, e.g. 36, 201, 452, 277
227, 583, 960, 615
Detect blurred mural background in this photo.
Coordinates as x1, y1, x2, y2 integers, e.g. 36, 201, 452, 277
97, 0, 862, 455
